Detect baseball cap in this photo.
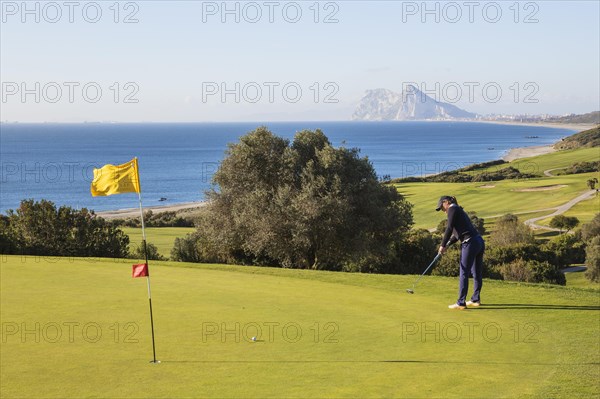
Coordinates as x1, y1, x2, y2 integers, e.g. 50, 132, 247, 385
436, 196, 453, 211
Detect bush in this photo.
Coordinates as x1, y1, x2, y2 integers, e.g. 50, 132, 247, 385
500, 258, 533, 282
584, 236, 600, 283
559, 161, 600, 175
489, 214, 535, 247
471, 167, 537, 182
501, 258, 565, 285
486, 243, 552, 272
4, 199, 129, 258
541, 234, 586, 268
128, 241, 166, 261
390, 229, 438, 274
431, 247, 461, 277
581, 213, 600, 242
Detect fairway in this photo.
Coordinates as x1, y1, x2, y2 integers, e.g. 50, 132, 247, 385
122, 227, 196, 258
1, 256, 598, 398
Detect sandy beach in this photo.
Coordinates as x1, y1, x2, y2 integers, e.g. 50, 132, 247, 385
497, 121, 597, 161
502, 144, 556, 162
475, 121, 597, 132
97, 201, 206, 219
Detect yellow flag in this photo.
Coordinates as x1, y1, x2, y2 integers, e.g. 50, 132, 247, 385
91, 158, 141, 197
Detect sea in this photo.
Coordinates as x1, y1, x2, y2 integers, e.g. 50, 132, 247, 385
0, 121, 575, 214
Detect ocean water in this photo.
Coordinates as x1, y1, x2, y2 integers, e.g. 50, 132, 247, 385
0, 121, 574, 213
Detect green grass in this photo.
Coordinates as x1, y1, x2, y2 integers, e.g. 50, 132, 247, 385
564, 269, 600, 290
396, 173, 595, 229
536, 195, 600, 227
122, 227, 195, 258
395, 146, 599, 229
1, 256, 599, 398
475, 146, 600, 176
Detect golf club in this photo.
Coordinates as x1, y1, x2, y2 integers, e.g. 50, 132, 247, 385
406, 253, 442, 294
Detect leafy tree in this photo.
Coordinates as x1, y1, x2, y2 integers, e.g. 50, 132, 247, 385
549, 215, 579, 233
584, 236, 600, 283
0, 215, 16, 255
541, 234, 586, 268
391, 229, 438, 275
581, 213, 600, 242
489, 214, 535, 247
587, 178, 598, 190
192, 127, 413, 270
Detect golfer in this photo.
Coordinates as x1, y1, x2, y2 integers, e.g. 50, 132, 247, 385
436, 195, 485, 310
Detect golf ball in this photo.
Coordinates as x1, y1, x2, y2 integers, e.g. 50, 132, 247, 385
251, 336, 257, 342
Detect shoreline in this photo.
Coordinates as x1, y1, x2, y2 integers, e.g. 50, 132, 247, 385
471, 120, 597, 132
96, 201, 206, 219
501, 144, 556, 162
496, 121, 596, 162
96, 121, 597, 218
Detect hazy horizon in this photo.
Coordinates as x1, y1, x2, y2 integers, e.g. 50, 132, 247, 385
1, 1, 599, 122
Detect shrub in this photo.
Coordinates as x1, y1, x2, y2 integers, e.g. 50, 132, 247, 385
542, 234, 586, 268
501, 258, 565, 285
431, 247, 461, 277
500, 258, 533, 282
5, 199, 129, 258
128, 241, 166, 261
489, 214, 535, 247
581, 213, 600, 242
391, 229, 438, 275
585, 236, 600, 283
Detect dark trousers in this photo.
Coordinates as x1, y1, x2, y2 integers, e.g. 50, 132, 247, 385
457, 235, 485, 305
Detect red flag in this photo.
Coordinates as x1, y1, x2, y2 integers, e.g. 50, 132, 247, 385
132, 263, 149, 278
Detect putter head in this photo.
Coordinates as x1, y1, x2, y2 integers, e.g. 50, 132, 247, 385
406, 289, 414, 294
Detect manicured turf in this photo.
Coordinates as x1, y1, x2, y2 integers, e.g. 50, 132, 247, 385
395, 173, 595, 229
478, 147, 600, 176
1, 256, 598, 398
536, 195, 600, 227
122, 227, 195, 258
564, 269, 600, 290
395, 146, 599, 229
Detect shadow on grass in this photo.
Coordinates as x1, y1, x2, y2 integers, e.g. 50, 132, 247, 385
477, 303, 600, 311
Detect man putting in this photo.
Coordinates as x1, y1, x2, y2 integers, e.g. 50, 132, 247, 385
436, 196, 485, 310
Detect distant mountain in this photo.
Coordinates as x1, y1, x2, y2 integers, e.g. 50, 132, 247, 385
352, 86, 477, 121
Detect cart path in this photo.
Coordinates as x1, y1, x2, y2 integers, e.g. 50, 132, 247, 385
524, 190, 596, 230
544, 167, 565, 177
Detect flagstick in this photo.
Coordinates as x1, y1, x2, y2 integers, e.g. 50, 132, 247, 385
138, 191, 159, 364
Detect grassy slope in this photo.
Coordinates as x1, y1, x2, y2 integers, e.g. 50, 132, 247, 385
486, 146, 599, 175
1, 256, 598, 399
396, 173, 595, 229
536, 195, 600, 227
396, 146, 599, 229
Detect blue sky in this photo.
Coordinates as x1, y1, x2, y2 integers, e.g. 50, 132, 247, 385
1, 0, 599, 122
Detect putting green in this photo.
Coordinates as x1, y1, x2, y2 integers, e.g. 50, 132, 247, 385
1, 256, 598, 398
